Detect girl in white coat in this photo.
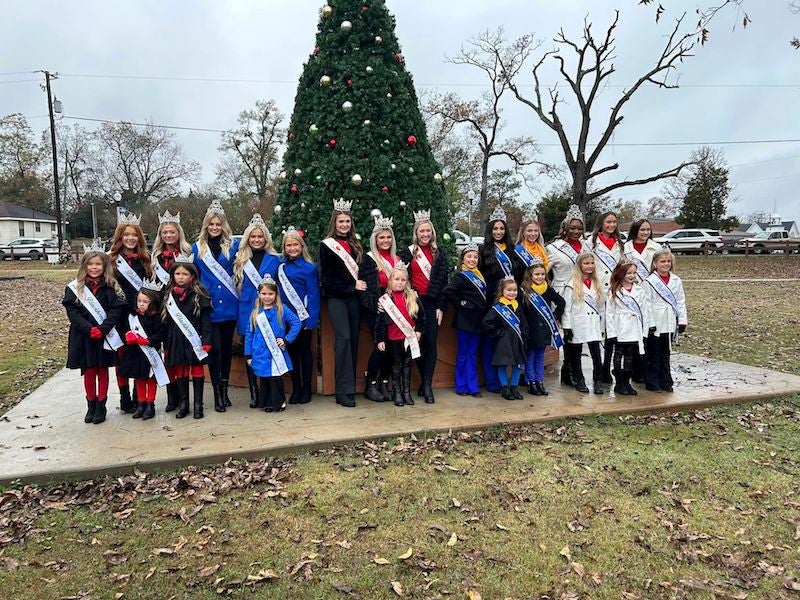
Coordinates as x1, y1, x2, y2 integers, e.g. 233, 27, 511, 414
607, 262, 654, 397
644, 250, 688, 393
561, 253, 605, 394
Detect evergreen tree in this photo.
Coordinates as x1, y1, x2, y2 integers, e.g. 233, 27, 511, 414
675, 147, 738, 230
274, 0, 450, 249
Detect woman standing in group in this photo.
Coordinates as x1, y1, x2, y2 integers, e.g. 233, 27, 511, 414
546, 204, 590, 387
478, 206, 519, 393
109, 213, 153, 414
192, 199, 240, 412
513, 215, 548, 283
233, 213, 280, 411
318, 199, 369, 408
398, 210, 448, 404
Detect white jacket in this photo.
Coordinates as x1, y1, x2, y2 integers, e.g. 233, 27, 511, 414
607, 283, 652, 352
591, 239, 624, 293
561, 283, 605, 344
547, 239, 591, 296
622, 239, 662, 281
644, 272, 688, 335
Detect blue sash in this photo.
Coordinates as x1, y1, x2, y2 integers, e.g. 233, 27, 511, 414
514, 243, 537, 268
617, 291, 643, 325
645, 273, 679, 315
593, 245, 618, 272
494, 245, 514, 277
529, 290, 563, 349
554, 240, 580, 264
493, 302, 524, 344
460, 270, 486, 299
583, 287, 600, 315
625, 251, 650, 281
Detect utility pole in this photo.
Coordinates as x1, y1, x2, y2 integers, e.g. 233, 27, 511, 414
40, 70, 64, 248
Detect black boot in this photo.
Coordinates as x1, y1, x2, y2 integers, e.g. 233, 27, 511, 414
500, 385, 514, 400
624, 373, 638, 396
613, 370, 630, 396
510, 385, 523, 400
365, 374, 385, 402
142, 402, 156, 420
193, 379, 205, 419
593, 379, 604, 394
132, 401, 145, 419
213, 382, 226, 413
401, 359, 414, 406
165, 383, 178, 412
377, 379, 391, 402
221, 379, 231, 408
601, 339, 615, 384
84, 399, 96, 424
536, 381, 549, 396
560, 362, 573, 387
93, 399, 107, 424
247, 365, 260, 408
391, 364, 404, 406
299, 382, 312, 404
570, 348, 589, 393
528, 382, 540, 396
422, 379, 435, 404
175, 378, 190, 418
119, 385, 135, 414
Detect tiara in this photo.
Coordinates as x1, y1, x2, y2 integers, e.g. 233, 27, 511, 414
392, 260, 408, 272
565, 204, 583, 223
413, 209, 431, 224
501, 275, 516, 283
489, 206, 507, 222
118, 211, 141, 227
260, 273, 277, 286
333, 198, 352, 213
373, 215, 394, 231
174, 253, 195, 264
158, 210, 181, 225
206, 199, 225, 216
248, 213, 267, 229
463, 242, 479, 254
141, 278, 164, 292
529, 255, 545, 268
523, 213, 539, 223
83, 238, 105, 253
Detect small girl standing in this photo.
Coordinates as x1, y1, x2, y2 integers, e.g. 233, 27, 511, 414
245, 275, 302, 412
119, 283, 168, 420
162, 258, 213, 419
561, 253, 605, 394
644, 250, 688, 393
444, 244, 486, 397
482, 277, 528, 401
63, 246, 127, 424
607, 262, 653, 396
374, 264, 426, 407
521, 259, 565, 396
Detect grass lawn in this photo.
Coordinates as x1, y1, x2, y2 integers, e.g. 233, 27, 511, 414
0, 257, 798, 599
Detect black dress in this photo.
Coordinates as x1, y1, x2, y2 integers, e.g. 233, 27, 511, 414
522, 286, 566, 351
117, 312, 166, 379
443, 272, 487, 334
478, 243, 520, 304
163, 288, 213, 367
481, 302, 528, 366
318, 240, 363, 299
113, 254, 149, 313
63, 283, 127, 371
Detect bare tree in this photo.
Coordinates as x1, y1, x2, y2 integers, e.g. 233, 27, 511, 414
644, 196, 681, 219
425, 29, 547, 222
0, 113, 43, 178
498, 12, 698, 214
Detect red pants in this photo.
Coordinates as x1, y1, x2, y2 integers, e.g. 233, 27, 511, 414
168, 365, 204, 381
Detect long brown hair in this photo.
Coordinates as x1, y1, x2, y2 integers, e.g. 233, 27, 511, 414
609, 262, 637, 301
324, 210, 363, 262
249, 280, 284, 329
162, 262, 209, 318
109, 223, 153, 279
75, 251, 125, 300
521, 264, 548, 302
493, 277, 518, 304
591, 211, 621, 247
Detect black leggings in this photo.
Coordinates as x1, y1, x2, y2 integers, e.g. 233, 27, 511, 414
614, 341, 637, 373
288, 328, 313, 394
258, 375, 286, 410
415, 296, 439, 383
645, 332, 673, 389
567, 341, 602, 382
210, 320, 236, 386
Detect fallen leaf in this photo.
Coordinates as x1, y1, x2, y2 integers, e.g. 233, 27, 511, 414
246, 569, 279, 585
447, 533, 458, 547
112, 508, 135, 520
570, 561, 586, 577
452, 498, 461, 508
103, 550, 128, 566
1, 557, 19, 571
390, 580, 403, 596
784, 576, 800, 591
495, 523, 509, 531
198, 564, 220, 578
151, 547, 175, 556
467, 590, 482, 600
373, 557, 390, 565
398, 548, 413, 560
559, 545, 571, 561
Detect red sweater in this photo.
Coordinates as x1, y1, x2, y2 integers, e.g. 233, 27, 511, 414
387, 291, 415, 341
409, 245, 432, 297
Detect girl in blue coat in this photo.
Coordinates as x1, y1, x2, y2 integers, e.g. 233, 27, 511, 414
233, 213, 280, 408
192, 199, 240, 412
245, 274, 302, 413
278, 226, 320, 405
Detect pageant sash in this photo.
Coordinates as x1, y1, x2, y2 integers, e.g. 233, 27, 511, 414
583, 287, 601, 316
367, 251, 394, 279
127, 314, 170, 387
553, 240, 580, 264
514, 243, 537, 268
378, 294, 421, 359
529, 291, 564, 349
322, 238, 359, 281
494, 245, 514, 277
625, 251, 650, 281
493, 303, 524, 344
154, 260, 170, 285
411, 245, 432, 280
645, 273, 679, 316
593, 245, 618, 272
115, 255, 143, 291
243, 259, 263, 290
617, 291, 643, 325
460, 270, 486, 299
200, 249, 238, 298
256, 311, 289, 376
67, 279, 124, 352
278, 263, 310, 321
166, 294, 208, 361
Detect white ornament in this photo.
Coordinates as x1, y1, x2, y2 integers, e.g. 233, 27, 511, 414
399, 201, 407, 208
386, 92, 392, 99
308, 124, 319, 134
365, 66, 374, 74
443, 233, 451, 242
278, 171, 287, 182
321, 4, 332, 17
340, 20, 352, 32
390, 163, 396, 170
320, 75, 332, 86
351, 174, 363, 186
408, 166, 415, 174
294, 168, 302, 176
433, 172, 443, 184
375, 35, 383, 44
274, 205, 282, 214
341, 101, 353, 112
363, 119, 371, 126
301, 202, 306, 208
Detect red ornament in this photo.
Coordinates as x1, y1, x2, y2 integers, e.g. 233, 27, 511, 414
328, 138, 337, 149
406, 134, 417, 146
290, 184, 299, 196
362, 5, 369, 10
288, 132, 296, 141
382, 185, 389, 193
346, 78, 353, 85
313, 46, 321, 55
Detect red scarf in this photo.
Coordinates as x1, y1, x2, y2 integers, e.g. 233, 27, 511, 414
121, 250, 139, 266
172, 285, 188, 303
161, 248, 179, 270
567, 239, 583, 253
659, 273, 671, 285
387, 290, 415, 341
85, 276, 102, 295
409, 244, 433, 296
598, 233, 616, 251
583, 277, 592, 289
633, 241, 647, 254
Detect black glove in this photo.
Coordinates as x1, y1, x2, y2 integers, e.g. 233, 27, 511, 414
678, 324, 686, 334
648, 326, 657, 336
563, 328, 573, 343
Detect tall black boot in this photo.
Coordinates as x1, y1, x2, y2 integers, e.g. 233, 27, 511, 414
401, 358, 414, 405
377, 378, 391, 402
221, 379, 231, 407
213, 382, 226, 413
175, 378, 190, 419
84, 399, 96, 424
92, 398, 107, 424
613, 369, 630, 396
193, 379, 205, 419
165, 382, 178, 412
570, 346, 590, 393
119, 385, 135, 414
247, 365, 260, 408
560, 352, 574, 387
391, 363, 404, 407
601, 339, 615, 384
365, 372, 385, 402
421, 376, 435, 404
623, 372, 638, 396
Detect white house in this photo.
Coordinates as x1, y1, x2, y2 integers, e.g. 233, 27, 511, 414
736, 214, 800, 238
0, 200, 62, 245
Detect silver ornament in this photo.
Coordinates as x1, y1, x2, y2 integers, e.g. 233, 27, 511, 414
383, 139, 390, 146
408, 166, 414, 174
308, 123, 318, 134
386, 92, 392, 99
363, 119, 371, 126
294, 168, 303, 176
315, 175, 322, 181
433, 172, 443, 184
365, 66, 374, 74
340, 20, 352, 32
351, 174, 363, 186
274, 205, 282, 214
341, 101, 353, 112
375, 35, 383, 44
301, 202, 306, 208
390, 163, 396, 170
321, 4, 332, 17
319, 75, 332, 86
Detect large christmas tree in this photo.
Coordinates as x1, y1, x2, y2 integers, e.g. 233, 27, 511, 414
274, 0, 451, 248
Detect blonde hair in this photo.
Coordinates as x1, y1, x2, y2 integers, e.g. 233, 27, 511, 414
369, 223, 397, 277
650, 249, 675, 273
386, 266, 419, 319
196, 211, 233, 259
516, 219, 545, 246
281, 229, 314, 263
249, 280, 284, 329
324, 211, 363, 262
494, 277, 518, 304
570, 252, 603, 303
108, 223, 153, 279
152, 221, 192, 257
233, 220, 279, 284
76, 251, 125, 300
409, 220, 438, 259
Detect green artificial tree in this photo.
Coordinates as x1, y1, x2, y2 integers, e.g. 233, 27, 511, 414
274, 0, 451, 250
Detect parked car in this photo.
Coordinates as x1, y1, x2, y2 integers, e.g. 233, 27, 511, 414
733, 230, 800, 254
0, 237, 58, 261
452, 229, 484, 250
652, 229, 723, 254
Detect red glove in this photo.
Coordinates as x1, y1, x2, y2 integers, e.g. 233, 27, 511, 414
90, 326, 103, 340
134, 333, 149, 346
202, 344, 212, 353
125, 331, 138, 344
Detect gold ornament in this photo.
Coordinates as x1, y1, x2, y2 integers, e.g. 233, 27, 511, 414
433, 173, 443, 184
321, 4, 332, 17
320, 75, 332, 86
351, 174, 363, 186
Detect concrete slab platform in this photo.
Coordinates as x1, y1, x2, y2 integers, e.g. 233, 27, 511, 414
1, 354, 799, 485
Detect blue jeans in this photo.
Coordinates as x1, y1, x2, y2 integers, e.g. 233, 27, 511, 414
525, 348, 545, 382
481, 336, 500, 391
455, 330, 480, 394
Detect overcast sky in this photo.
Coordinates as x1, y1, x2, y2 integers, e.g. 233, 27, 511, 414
2, 0, 798, 221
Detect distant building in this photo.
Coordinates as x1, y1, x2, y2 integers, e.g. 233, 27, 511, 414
735, 214, 799, 238
0, 200, 63, 245
619, 218, 682, 236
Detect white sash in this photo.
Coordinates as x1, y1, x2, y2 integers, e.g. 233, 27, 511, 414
243, 259, 262, 290
322, 238, 359, 281
154, 261, 170, 285
593, 245, 618, 273
166, 294, 208, 361
278, 263, 310, 321
127, 314, 170, 386
367, 250, 394, 279
256, 311, 289, 376
201, 249, 238, 298
410, 245, 432, 280
115, 255, 143, 291
583, 286, 601, 315
67, 280, 124, 352
553, 240, 580, 264
378, 294, 421, 359
645, 273, 679, 315
625, 251, 650, 281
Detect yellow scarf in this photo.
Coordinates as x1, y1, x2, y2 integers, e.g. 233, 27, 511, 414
530, 281, 548, 296
462, 266, 485, 281
499, 296, 518, 311
523, 240, 548, 270
495, 242, 507, 252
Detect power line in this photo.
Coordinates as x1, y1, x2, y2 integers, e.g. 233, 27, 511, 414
64, 115, 227, 133
0, 78, 39, 84
0, 70, 35, 76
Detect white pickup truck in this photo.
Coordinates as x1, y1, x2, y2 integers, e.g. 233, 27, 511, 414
734, 230, 800, 254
